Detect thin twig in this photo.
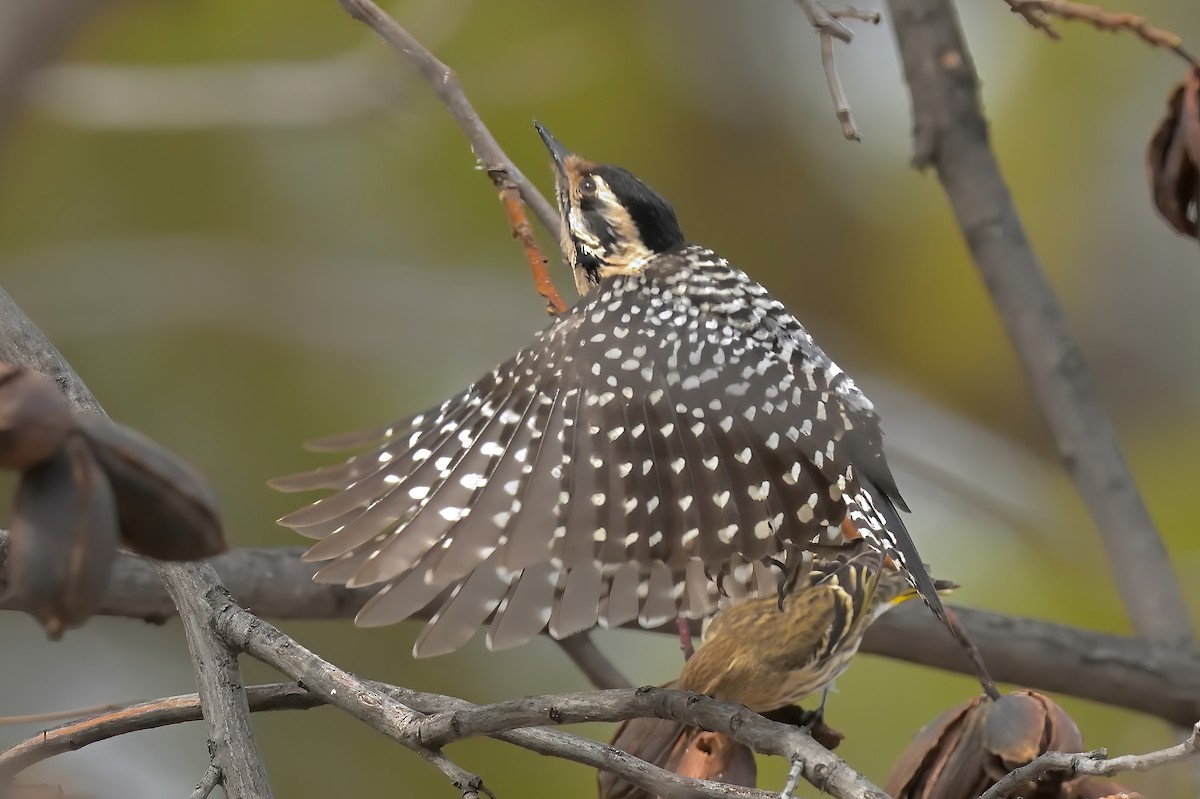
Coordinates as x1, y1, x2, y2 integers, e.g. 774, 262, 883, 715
0, 685, 318, 777
827, 6, 882, 24
792, 0, 880, 140
0, 702, 119, 725
335, 0, 577, 310
794, 0, 854, 43
886, 0, 1196, 652
980, 722, 1200, 799
0, 287, 274, 797
999, 0, 1200, 67
557, 633, 633, 690
491, 168, 568, 315
4, 535, 1199, 725
189, 765, 221, 799
819, 32, 860, 141
0, 681, 776, 799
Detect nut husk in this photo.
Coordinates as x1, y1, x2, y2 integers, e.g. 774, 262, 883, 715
7, 433, 118, 638
76, 415, 226, 561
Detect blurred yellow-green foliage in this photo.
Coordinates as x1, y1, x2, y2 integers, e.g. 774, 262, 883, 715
0, 0, 1198, 797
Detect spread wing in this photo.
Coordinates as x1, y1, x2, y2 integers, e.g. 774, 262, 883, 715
273, 245, 904, 654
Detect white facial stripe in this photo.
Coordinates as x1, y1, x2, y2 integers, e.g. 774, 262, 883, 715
565, 171, 653, 277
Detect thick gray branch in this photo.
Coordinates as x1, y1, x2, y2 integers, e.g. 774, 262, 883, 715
0, 287, 272, 799
3, 539, 1198, 725
885, 0, 1193, 650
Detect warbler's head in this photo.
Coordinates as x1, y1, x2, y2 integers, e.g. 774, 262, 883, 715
873, 572, 959, 621
535, 122, 685, 288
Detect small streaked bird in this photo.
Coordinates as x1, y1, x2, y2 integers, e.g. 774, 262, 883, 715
272, 123, 986, 679
600, 552, 958, 799
680, 550, 957, 712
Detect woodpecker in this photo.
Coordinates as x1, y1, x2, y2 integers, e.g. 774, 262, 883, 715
273, 123, 988, 689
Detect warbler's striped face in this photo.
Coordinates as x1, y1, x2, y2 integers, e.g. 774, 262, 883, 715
535, 122, 684, 286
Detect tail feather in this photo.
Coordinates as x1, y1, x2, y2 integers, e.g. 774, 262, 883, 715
871, 486, 998, 699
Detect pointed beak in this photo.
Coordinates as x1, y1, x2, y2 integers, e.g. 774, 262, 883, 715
534, 121, 571, 176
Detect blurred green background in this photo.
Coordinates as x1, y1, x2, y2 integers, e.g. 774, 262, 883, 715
1, 0, 1198, 796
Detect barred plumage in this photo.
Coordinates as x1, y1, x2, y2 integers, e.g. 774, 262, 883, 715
272, 123, 963, 659
600, 553, 957, 799
680, 551, 955, 711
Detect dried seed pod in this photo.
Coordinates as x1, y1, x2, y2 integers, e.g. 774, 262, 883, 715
7, 433, 118, 638
887, 696, 992, 799
599, 710, 756, 799
983, 691, 1083, 783
76, 415, 225, 561
889, 692, 1140, 799
0, 364, 73, 469
1148, 68, 1200, 240
598, 693, 844, 799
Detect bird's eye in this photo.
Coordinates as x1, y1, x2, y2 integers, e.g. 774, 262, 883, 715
578, 176, 597, 197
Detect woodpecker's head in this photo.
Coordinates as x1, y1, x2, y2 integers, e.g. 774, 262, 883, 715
535, 122, 685, 288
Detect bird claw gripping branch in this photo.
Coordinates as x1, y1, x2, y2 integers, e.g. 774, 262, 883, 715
272, 123, 996, 697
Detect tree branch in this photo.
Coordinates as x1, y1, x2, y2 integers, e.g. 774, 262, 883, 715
207, 589, 491, 798
998, 0, 1199, 67
793, 0, 881, 140
557, 633, 634, 690
980, 722, 1200, 799
0, 684, 317, 778
885, 0, 1195, 653
210, 595, 888, 799
335, 0, 573, 307
190, 765, 222, 799
0, 286, 273, 798
4, 538, 1198, 725
0, 680, 782, 799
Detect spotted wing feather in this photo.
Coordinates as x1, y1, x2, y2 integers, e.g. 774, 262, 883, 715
276, 242, 924, 655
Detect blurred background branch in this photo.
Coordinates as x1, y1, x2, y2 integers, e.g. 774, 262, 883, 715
20, 0, 478, 132
888, 0, 1195, 673
999, 0, 1200, 66
0, 0, 115, 154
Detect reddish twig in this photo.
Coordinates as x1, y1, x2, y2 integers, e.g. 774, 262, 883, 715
1001, 0, 1200, 68
0, 702, 120, 726
0, 685, 320, 778
492, 171, 568, 315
